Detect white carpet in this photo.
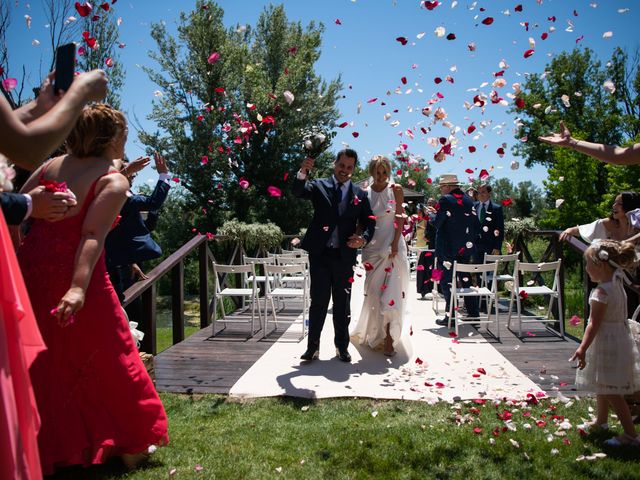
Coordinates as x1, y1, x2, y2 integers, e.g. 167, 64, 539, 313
229, 268, 544, 402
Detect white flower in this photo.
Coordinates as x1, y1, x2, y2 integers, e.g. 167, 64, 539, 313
597, 249, 609, 261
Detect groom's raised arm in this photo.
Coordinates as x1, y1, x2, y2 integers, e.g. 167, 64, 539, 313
292, 158, 315, 199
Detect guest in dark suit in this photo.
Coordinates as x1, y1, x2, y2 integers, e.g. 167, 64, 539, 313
416, 199, 438, 298
475, 183, 504, 257
293, 149, 376, 363
105, 152, 171, 301
432, 174, 480, 327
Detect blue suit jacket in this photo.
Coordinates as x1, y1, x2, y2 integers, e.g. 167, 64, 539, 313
0, 192, 28, 225
105, 179, 170, 266
474, 200, 504, 254
293, 175, 376, 264
433, 187, 479, 261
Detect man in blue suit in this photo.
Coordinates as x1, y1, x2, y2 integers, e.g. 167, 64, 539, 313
475, 183, 504, 257
105, 153, 171, 301
432, 174, 480, 327
293, 149, 376, 363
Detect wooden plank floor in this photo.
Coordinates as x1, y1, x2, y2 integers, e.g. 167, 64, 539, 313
155, 303, 303, 394
155, 298, 587, 397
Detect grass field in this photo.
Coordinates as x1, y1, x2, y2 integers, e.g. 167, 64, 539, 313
50, 394, 640, 480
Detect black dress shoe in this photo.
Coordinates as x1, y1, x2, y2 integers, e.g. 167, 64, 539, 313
435, 316, 451, 327
300, 347, 319, 362
336, 348, 351, 363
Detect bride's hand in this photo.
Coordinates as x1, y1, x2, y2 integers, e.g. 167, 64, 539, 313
389, 245, 398, 258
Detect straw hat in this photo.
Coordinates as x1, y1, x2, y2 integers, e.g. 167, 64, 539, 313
438, 173, 461, 186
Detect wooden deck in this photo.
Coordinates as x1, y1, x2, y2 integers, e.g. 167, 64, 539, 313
155, 295, 587, 398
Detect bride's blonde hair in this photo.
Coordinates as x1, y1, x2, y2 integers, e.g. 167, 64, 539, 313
368, 155, 392, 178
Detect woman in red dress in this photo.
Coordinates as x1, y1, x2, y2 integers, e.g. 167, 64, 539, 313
17, 104, 168, 474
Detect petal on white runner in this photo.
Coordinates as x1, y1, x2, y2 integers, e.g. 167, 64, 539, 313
229, 265, 543, 402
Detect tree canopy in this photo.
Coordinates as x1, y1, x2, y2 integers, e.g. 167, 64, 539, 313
140, 1, 341, 236
511, 47, 640, 229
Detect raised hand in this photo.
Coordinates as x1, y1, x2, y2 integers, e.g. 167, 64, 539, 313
300, 157, 315, 175
538, 121, 572, 146
154, 152, 168, 174
71, 69, 108, 103
124, 156, 151, 176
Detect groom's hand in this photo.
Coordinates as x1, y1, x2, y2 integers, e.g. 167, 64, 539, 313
300, 157, 315, 175
347, 234, 365, 249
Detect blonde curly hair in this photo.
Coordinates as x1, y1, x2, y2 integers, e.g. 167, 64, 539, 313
584, 239, 638, 270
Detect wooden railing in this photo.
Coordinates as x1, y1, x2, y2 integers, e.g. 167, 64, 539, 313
121, 234, 302, 355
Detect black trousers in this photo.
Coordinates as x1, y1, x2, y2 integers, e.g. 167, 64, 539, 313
438, 254, 479, 317
416, 250, 436, 294
307, 248, 354, 351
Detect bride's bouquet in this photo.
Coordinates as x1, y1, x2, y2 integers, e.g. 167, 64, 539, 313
301, 125, 333, 159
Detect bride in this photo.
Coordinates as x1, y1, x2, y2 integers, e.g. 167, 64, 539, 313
350, 155, 409, 356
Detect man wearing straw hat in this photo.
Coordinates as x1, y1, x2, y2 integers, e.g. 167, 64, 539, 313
432, 173, 480, 327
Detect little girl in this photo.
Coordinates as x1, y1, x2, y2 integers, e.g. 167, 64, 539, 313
572, 239, 640, 446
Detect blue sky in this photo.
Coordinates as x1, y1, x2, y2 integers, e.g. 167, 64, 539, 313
4, 0, 639, 189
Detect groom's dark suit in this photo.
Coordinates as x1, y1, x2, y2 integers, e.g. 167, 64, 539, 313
293, 175, 375, 352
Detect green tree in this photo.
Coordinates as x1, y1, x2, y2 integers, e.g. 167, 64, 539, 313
392, 147, 436, 200
511, 47, 640, 229
75, 5, 125, 109
140, 1, 341, 240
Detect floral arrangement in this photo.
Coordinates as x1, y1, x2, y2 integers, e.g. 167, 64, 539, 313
301, 125, 333, 159
0, 154, 16, 192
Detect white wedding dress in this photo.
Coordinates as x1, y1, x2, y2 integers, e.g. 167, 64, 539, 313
350, 184, 409, 350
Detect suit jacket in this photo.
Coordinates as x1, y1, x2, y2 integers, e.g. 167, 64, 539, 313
105, 179, 170, 266
433, 187, 479, 261
293, 175, 376, 264
0, 192, 28, 225
474, 200, 504, 254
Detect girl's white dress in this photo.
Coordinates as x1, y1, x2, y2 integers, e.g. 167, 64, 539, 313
576, 270, 640, 394
350, 184, 409, 350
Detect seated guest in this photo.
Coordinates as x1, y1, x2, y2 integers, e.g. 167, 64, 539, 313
105, 152, 171, 301
17, 104, 169, 475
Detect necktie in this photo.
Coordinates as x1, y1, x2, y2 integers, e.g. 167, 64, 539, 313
480, 203, 486, 223
334, 182, 344, 210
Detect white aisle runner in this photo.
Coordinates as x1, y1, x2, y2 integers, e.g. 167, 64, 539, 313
229, 264, 543, 402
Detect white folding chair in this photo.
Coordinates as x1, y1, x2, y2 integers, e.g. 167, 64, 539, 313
212, 263, 261, 336
263, 264, 309, 339
243, 255, 277, 316
507, 260, 564, 338
481, 252, 519, 313
447, 261, 500, 340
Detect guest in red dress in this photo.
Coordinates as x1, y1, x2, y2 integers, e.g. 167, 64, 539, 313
17, 104, 169, 474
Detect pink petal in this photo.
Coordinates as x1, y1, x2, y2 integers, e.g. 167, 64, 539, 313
207, 51, 221, 64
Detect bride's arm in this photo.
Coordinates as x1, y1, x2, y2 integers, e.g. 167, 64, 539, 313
391, 184, 404, 257
53, 173, 128, 324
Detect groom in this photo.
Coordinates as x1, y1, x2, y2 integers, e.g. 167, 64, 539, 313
293, 149, 376, 363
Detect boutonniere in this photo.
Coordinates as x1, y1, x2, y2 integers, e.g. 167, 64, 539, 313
352, 196, 360, 206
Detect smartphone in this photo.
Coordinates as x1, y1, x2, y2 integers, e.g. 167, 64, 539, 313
54, 43, 76, 93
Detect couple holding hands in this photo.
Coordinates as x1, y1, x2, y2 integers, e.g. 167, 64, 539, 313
293, 149, 409, 362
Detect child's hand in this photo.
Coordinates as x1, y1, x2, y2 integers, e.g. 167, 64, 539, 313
570, 348, 586, 370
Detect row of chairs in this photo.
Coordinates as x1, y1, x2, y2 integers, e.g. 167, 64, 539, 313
430, 252, 563, 340
211, 251, 310, 339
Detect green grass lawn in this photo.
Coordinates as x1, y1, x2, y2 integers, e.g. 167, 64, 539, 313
51, 394, 640, 480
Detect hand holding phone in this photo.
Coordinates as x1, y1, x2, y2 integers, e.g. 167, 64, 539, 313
54, 43, 76, 93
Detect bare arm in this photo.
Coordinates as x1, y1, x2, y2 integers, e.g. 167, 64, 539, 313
559, 226, 579, 242
53, 173, 128, 324
390, 184, 404, 258
570, 297, 606, 369
0, 70, 107, 171
539, 121, 640, 166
